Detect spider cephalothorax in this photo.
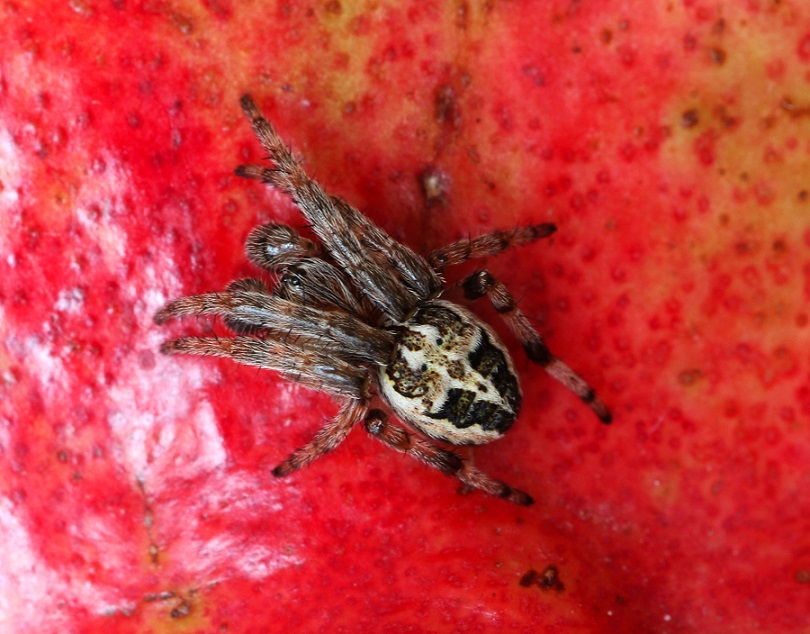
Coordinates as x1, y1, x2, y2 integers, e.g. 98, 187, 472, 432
155, 95, 611, 506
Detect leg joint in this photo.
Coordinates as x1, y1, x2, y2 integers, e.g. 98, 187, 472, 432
462, 270, 493, 300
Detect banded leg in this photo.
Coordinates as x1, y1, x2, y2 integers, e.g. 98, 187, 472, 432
364, 409, 533, 506
273, 399, 369, 476
428, 223, 557, 270
462, 270, 612, 424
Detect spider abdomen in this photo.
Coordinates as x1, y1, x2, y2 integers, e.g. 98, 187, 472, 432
379, 300, 522, 446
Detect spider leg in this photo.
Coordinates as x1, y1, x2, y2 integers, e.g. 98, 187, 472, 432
273, 399, 369, 476
427, 223, 557, 270
221, 279, 272, 335
161, 335, 370, 398
235, 95, 441, 320
155, 290, 392, 364
461, 270, 612, 424
364, 409, 533, 506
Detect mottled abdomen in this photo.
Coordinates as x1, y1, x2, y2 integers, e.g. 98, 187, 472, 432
378, 300, 522, 445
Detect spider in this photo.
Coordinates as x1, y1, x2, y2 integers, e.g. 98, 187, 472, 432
155, 95, 611, 506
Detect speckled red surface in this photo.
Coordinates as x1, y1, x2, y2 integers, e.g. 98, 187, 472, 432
1, 2, 809, 632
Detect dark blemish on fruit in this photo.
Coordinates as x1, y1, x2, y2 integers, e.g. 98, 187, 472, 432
455, 0, 469, 30
144, 590, 194, 619
714, 105, 737, 128
170, 599, 192, 619
796, 570, 810, 583
681, 109, 699, 128
684, 33, 697, 51
780, 97, 810, 118
678, 369, 702, 386
435, 84, 460, 127
167, 10, 194, 34
520, 565, 565, 592
710, 48, 727, 65
522, 64, 546, 87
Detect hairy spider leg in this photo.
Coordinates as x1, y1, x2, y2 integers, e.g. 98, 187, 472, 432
364, 409, 533, 506
461, 270, 612, 424
221, 279, 272, 336
427, 223, 558, 270
161, 336, 370, 398
235, 95, 440, 322
154, 289, 392, 365
273, 399, 370, 477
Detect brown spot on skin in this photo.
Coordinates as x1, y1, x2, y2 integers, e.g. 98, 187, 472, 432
519, 565, 565, 592
710, 47, 727, 65
780, 97, 810, 119
681, 109, 699, 128
435, 83, 460, 129
714, 105, 737, 128
455, 0, 469, 30
324, 0, 341, 14
170, 599, 192, 619
683, 33, 696, 51
679, 369, 702, 386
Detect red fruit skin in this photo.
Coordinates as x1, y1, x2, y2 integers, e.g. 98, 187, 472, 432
2, 2, 809, 632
